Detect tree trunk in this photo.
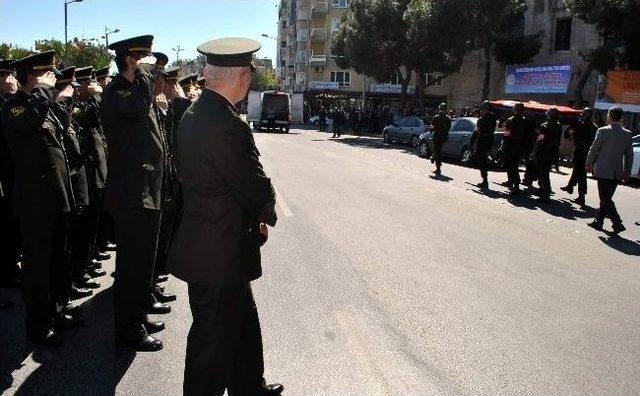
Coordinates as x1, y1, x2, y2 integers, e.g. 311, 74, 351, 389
400, 69, 412, 111
415, 71, 425, 113
574, 61, 594, 106
482, 45, 492, 100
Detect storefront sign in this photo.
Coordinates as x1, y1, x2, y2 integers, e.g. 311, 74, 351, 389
595, 69, 640, 113
309, 81, 340, 90
504, 64, 572, 94
370, 84, 415, 94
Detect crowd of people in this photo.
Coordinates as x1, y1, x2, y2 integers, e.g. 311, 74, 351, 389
1, 34, 284, 396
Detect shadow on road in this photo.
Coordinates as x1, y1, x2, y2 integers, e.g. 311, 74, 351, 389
0, 286, 136, 395
598, 235, 640, 256
329, 136, 419, 156
429, 174, 454, 182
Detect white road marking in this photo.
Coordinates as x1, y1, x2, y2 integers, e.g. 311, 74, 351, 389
274, 185, 293, 218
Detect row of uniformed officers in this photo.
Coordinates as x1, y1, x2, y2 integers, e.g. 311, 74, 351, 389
0, 39, 205, 348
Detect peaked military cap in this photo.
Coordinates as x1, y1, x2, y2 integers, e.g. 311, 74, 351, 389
197, 37, 260, 71
12, 50, 56, 73
0, 59, 15, 74
94, 66, 110, 79
55, 66, 76, 86
197, 76, 205, 88
165, 66, 181, 81
75, 66, 94, 81
178, 74, 198, 89
108, 35, 154, 55
153, 52, 169, 66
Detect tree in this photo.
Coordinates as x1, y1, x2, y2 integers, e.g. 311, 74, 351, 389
35, 38, 111, 69
564, 0, 640, 102
0, 43, 33, 60
251, 67, 278, 92
467, 0, 542, 99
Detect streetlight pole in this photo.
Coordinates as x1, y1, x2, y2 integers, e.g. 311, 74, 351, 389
103, 26, 120, 47
172, 45, 184, 62
64, 0, 84, 46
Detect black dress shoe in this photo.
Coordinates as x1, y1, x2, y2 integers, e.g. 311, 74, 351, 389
573, 196, 585, 206
70, 285, 93, 299
560, 185, 574, 194
89, 259, 103, 269
261, 383, 284, 395
153, 288, 177, 303
116, 334, 163, 352
587, 221, 604, 232
27, 329, 63, 347
148, 302, 171, 314
79, 279, 101, 289
95, 252, 111, 261
144, 320, 166, 334
476, 181, 489, 189
105, 242, 117, 251
611, 223, 626, 235
87, 267, 107, 278
56, 312, 85, 329
155, 274, 169, 283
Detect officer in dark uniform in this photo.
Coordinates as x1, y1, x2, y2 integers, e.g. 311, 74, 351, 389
197, 76, 205, 90
470, 101, 497, 189
530, 107, 562, 204
94, 66, 111, 87
2, 51, 75, 345
74, 66, 109, 285
166, 68, 193, 138
153, 52, 169, 70
0, 59, 21, 289
430, 103, 451, 176
561, 107, 598, 205
502, 102, 527, 194
52, 67, 94, 305
101, 35, 166, 351
168, 37, 283, 396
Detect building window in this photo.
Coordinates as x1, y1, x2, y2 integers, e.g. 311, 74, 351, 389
281, 40, 287, 48
330, 71, 351, 87
386, 70, 403, 85
331, 18, 341, 32
554, 17, 572, 51
534, 0, 544, 14
332, 0, 350, 9
426, 73, 443, 87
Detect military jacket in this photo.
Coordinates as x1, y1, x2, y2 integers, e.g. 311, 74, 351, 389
571, 120, 598, 149
100, 64, 164, 211
74, 94, 108, 191
2, 86, 74, 217
54, 96, 89, 207
471, 112, 496, 152
0, 94, 12, 198
531, 120, 562, 165
168, 89, 277, 286
431, 112, 451, 143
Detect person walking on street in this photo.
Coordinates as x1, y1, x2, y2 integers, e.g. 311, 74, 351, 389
586, 106, 634, 234
530, 108, 562, 204
430, 103, 451, 176
168, 37, 283, 396
319, 106, 327, 132
470, 101, 497, 189
561, 107, 598, 205
101, 35, 166, 352
502, 102, 527, 194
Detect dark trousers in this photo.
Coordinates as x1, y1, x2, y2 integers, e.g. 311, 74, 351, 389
537, 163, 552, 198
567, 146, 588, 196
596, 179, 621, 226
184, 283, 265, 396
68, 207, 92, 286
477, 149, 490, 182
19, 214, 69, 335
87, 188, 104, 259
0, 196, 20, 282
112, 208, 161, 338
433, 140, 444, 171
504, 148, 522, 188
155, 199, 180, 276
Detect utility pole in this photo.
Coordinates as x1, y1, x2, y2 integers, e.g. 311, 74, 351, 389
172, 45, 184, 62
103, 26, 120, 47
64, 0, 84, 46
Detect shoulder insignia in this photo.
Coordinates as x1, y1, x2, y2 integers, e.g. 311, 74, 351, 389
116, 90, 131, 98
10, 106, 25, 117
72, 107, 81, 115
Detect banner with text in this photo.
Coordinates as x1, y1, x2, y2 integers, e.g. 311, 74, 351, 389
504, 64, 572, 94
594, 69, 640, 113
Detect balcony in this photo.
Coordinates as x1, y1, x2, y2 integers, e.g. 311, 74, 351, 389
309, 54, 327, 67
311, 28, 328, 42
311, 1, 329, 16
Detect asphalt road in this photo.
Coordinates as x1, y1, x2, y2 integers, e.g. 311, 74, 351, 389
1, 127, 639, 395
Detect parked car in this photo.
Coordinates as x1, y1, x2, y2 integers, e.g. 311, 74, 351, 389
382, 116, 428, 147
308, 115, 320, 126
631, 134, 640, 180
417, 117, 504, 164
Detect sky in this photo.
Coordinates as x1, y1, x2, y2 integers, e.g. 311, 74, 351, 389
0, 0, 279, 64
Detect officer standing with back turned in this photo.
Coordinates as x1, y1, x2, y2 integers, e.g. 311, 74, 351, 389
101, 35, 166, 351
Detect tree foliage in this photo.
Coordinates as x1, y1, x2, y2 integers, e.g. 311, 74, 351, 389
251, 67, 278, 92
0, 43, 33, 60
0, 39, 112, 69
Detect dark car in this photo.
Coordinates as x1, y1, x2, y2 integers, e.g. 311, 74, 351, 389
382, 116, 428, 147
417, 117, 504, 164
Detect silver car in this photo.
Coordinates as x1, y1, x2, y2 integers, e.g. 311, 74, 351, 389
417, 117, 504, 163
382, 116, 428, 147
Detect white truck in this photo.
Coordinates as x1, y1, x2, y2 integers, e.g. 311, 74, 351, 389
247, 91, 304, 133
